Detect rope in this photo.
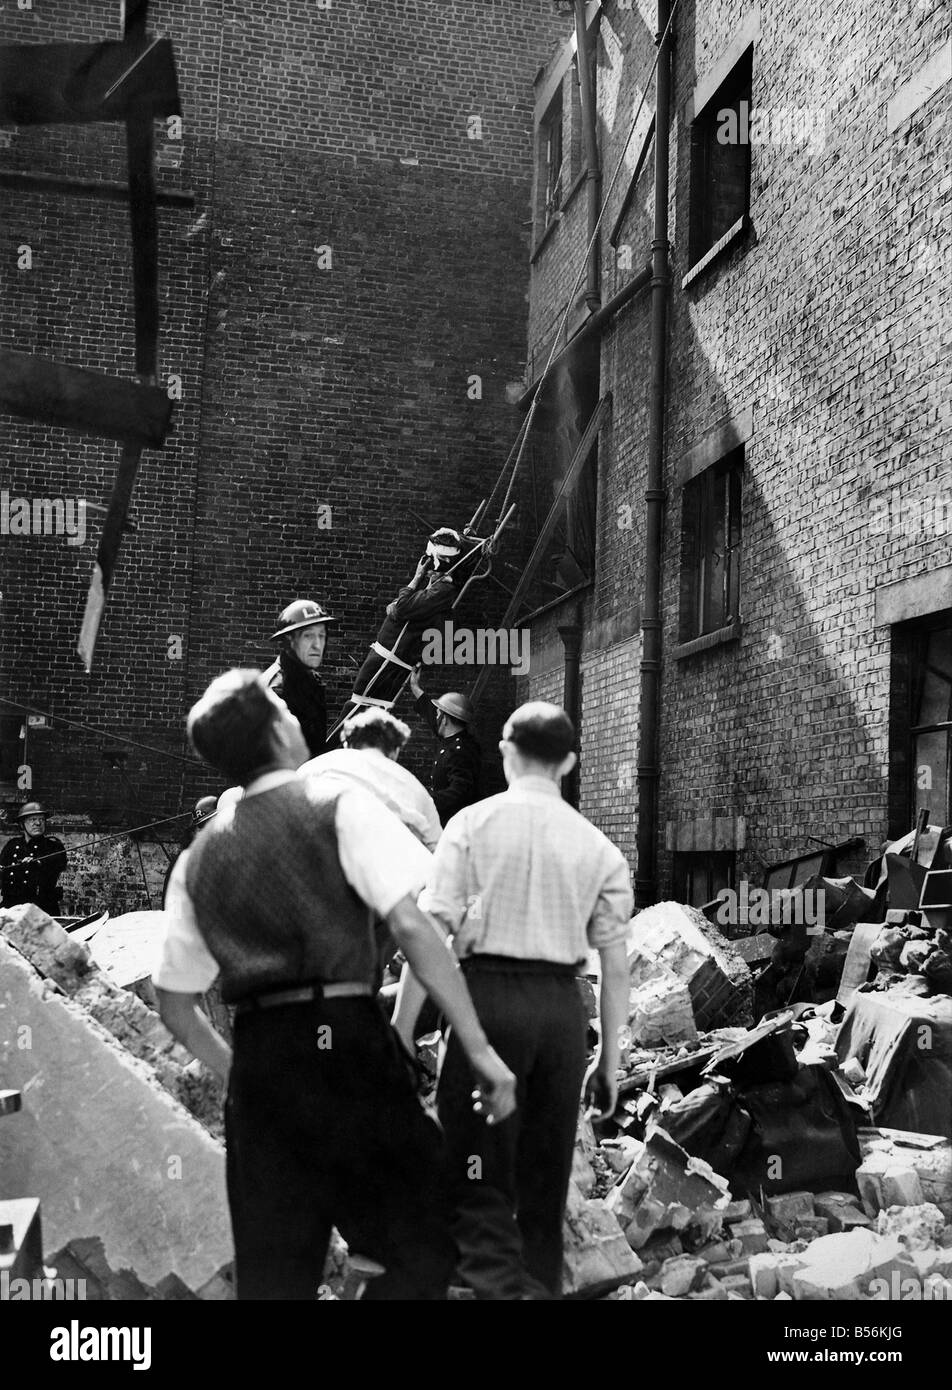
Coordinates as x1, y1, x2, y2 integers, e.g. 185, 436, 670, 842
0, 696, 205, 768
1, 812, 192, 868
481, 0, 683, 533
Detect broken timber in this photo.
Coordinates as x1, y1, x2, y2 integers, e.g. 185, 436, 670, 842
0, 351, 172, 448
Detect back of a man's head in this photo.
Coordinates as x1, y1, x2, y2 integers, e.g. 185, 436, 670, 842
341, 707, 410, 757
503, 701, 575, 766
188, 669, 279, 785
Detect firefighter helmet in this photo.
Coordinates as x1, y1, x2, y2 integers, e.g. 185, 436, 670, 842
17, 801, 49, 820
270, 599, 337, 640
432, 692, 475, 725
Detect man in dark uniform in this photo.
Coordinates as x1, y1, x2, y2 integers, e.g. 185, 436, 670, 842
263, 599, 335, 756
409, 671, 481, 825
0, 802, 68, 915
351, 528, 464, 708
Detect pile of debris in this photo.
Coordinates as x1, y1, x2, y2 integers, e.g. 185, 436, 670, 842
562, 1119, 952, 1300
626, 902, 752, 1047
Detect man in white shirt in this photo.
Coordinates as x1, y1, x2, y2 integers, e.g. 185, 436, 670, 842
300, 706, 441, 850
153, 669, 515, 1301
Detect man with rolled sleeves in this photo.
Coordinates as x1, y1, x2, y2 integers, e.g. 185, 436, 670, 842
423, 701, 633, 1300
409, 668, 481, 825
153, 669, 515, 1301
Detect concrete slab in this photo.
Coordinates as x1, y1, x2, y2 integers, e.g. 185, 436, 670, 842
0, 936, 230, 1291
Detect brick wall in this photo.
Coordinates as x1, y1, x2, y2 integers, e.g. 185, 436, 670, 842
523, 0, 952, 892
0, 1, 568, 843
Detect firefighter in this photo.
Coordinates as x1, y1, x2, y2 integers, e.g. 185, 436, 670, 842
350, 528, 465, 709
408, 673, 481, 825
0, 801, 68, 916
263, 599, 337, 757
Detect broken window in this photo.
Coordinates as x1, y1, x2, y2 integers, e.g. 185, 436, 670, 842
910, 624, 952, 823
679, 446, 743, 642
537, 85, 564, 232
688, 46, 752, 267
673, 851, 736, 908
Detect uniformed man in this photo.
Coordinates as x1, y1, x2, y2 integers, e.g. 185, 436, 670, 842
263, 599, 336, 756
351, 528, 465, 708
408, 670, 481, 825
0, 802, 68, 916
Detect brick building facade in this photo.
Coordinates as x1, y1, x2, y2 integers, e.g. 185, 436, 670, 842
521, 0, 951, 902
0, 1, 570, 868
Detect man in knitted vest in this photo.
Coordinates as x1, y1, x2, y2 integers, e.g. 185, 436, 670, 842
154, 669, 515, 1300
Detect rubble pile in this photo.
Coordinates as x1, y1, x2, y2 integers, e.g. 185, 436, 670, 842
868, 910, 952, 994
626, 902, 752, 1047
567, 1121, 952, 1301
0, 902, 223, 1136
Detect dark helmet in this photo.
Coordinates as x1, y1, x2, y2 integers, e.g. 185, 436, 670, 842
17, 801, 49, 820
192, 796, 218, 825
270, 599, 337, 640
432, 692, 475, 724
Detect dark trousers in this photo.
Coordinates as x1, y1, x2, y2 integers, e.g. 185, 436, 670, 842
436, 957, 588, 1300
225, 996, 455, 1300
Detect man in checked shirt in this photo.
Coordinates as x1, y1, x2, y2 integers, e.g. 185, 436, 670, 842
422, 700, 633, 1300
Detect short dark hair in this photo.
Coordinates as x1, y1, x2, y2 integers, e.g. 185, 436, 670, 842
503, 701, 575, 764
341, 708, 411, 756
187, 670, 280, 784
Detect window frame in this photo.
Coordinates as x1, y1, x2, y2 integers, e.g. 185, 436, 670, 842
678, 445, 744, 648
687, 45, 754, 274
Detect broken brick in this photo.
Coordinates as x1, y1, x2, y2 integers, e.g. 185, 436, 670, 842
658, 1255, 707, 1297
749, 1252, 782, 1299
876, 1203, 946, 1252
732, 1218, 769, 1255
766, 1191, 815, 1224
719, 1274, 753, 1298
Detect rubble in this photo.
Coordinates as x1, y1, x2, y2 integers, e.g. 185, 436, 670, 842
627, 901, 752, 1036
561, 1179, 643, 1298
0, 902, 223, 1137
603, 1128, 728, 1253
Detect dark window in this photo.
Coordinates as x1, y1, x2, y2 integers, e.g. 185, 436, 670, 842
673, 851, 736, 909
910, 624, 952, 823
679, 447, 743, 641
538, 87, 564, 230
887, 614, 952, 835
689, 47, 752, 266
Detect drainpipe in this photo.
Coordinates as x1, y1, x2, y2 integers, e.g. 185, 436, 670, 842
574, 0, 601, 312
559, 602, 583, 807
634, 0, 673, 909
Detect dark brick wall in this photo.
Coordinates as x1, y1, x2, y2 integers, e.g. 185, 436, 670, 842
0, 0, 568, 832
522, 0, 952, 891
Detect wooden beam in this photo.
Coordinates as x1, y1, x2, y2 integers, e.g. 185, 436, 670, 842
0, 39, 181, 124
0, 350, 173, 446
125, 112, 159, 376
78, 442, 143, 672
0, 169, 195, 208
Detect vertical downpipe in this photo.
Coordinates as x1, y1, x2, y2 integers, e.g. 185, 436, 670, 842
634, 0, 673, 908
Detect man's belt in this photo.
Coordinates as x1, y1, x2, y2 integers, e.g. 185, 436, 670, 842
235, 982, 372, 1015
460, 953, 580, 978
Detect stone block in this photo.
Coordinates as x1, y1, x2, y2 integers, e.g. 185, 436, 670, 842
876, 1203, 946, 1252
722, 1199, 752, 1223
749, 1252, 782, 1299
732, 1218, 769, 1254
790, 1230, 913, 1301
628, 971, 698, 1047
720, 1274, 753, 1298
562, 1180, 643, 1297
658, 1254, 707, 1297
766, 1191, 815, 1224
795, 1218, 830, 1239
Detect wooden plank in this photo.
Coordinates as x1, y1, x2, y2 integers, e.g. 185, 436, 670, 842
125, 111, 159, 376
0, 350, 172, 446
0, 39, 181, 124
78, 441, 142, 671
